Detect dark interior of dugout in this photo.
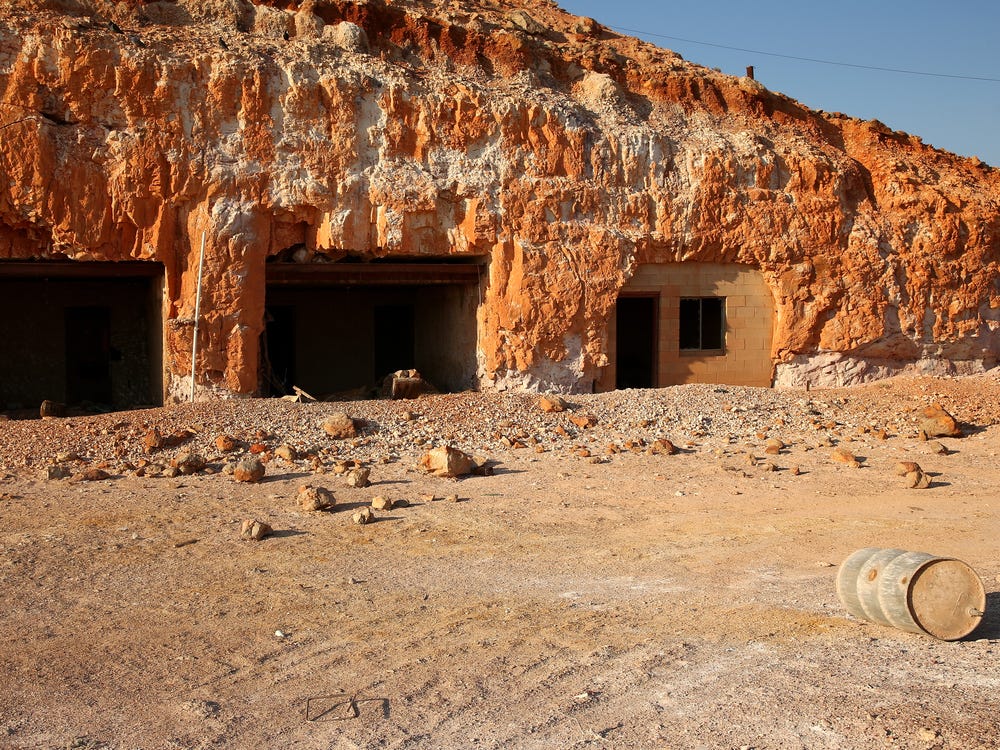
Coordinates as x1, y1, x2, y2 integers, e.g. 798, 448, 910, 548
263, 262, 481, 398
0, 261, 163, 414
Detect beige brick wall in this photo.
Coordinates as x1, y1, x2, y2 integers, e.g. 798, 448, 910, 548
597, 263, 774, 390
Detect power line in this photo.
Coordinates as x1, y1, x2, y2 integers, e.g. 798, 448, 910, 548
610, 25, 1000, 83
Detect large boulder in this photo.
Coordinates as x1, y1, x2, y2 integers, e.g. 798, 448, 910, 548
917, 404, 962, 438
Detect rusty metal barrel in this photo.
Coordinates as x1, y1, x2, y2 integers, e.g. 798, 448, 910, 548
836, 547, 986, 640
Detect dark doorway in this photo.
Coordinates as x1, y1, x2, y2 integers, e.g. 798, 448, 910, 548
616, 296, 658, 389
264, 261, 481, 397
373, 303, 415, 379
66, 307, 113, 405
263, 306, 296, 396
0, 262, 164, 414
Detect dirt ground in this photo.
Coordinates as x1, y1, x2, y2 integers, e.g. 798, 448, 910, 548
1, 375, 999, 749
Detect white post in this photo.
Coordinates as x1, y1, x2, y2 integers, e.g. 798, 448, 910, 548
190, 231, 207, 402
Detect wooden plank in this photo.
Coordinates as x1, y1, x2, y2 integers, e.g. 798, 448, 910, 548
0, 261, 163, 278
265, 262, 483, 286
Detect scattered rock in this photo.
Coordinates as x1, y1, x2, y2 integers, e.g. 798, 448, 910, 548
790, 465, 801, 476
650, 438, 677, 455
345, 466, 371, 488
352, 507, 374, 525
163, 429, 195, 448
172, 451, 206, 475
56, 451, 79, 463
240, 519, 272, 541
215, 434, 238, 452
41, 465, 71, 480
918, 404, 962, 438
764, 437, 785, 455
761, 462, 777, 472
445, 493, 459, 503
233, 458, 265, 483
371, 495, 392, 510
321, 413, 357, 439
538, 394, 568, 412
76, 468, 110, 481
297, 485, 335, 511
926, 440, 948, 455
275, 444, 298, 462
419, 445, 478, 477
381, 369, 436, 399
39, 400, 66, 418
894, 461, 922, 476
142, 427, 164, 452
831, 447, 860, 467
905, 470, 932, 489
569, 414, 597, 429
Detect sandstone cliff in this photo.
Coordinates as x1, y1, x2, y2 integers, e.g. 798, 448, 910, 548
1, 0, 998, 396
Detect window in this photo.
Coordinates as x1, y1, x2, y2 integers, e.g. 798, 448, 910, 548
679, 297, 725, 351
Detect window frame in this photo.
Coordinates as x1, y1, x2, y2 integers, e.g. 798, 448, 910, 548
678, 296, 726, 354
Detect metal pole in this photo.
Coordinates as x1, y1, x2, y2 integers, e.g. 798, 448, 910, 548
190, 231, 207, 402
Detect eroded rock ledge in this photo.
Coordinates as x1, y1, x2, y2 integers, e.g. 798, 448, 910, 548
1, 0, 998, 398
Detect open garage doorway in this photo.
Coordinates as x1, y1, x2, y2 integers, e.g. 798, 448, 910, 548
0, 261, 164, 415
615, 295, 658, 389
263, 261, 481, 398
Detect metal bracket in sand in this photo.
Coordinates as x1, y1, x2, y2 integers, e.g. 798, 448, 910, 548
304, 694, 358, 722
304, 694, 389, 722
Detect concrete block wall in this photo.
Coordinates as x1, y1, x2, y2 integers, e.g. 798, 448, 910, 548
598, 262, 775, 390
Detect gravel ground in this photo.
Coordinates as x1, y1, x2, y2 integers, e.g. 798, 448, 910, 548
1, 373, 999, 749
3, 372, 999, 478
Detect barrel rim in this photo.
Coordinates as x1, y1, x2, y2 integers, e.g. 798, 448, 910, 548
905, 556, 987, 641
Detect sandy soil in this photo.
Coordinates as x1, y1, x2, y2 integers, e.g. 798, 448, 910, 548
1, 375, 999, 749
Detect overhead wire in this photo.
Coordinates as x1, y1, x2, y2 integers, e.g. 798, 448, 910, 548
609, 25, 1000, 83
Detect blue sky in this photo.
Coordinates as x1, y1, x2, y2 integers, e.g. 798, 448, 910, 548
558, 0, 1000, 166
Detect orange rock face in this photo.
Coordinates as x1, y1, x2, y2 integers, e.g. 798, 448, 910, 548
1, 0, 998, 397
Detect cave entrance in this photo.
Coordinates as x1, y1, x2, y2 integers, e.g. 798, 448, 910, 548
615, 295, 659, 389
0, 261, 164, 415
263, 261, 482, 398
